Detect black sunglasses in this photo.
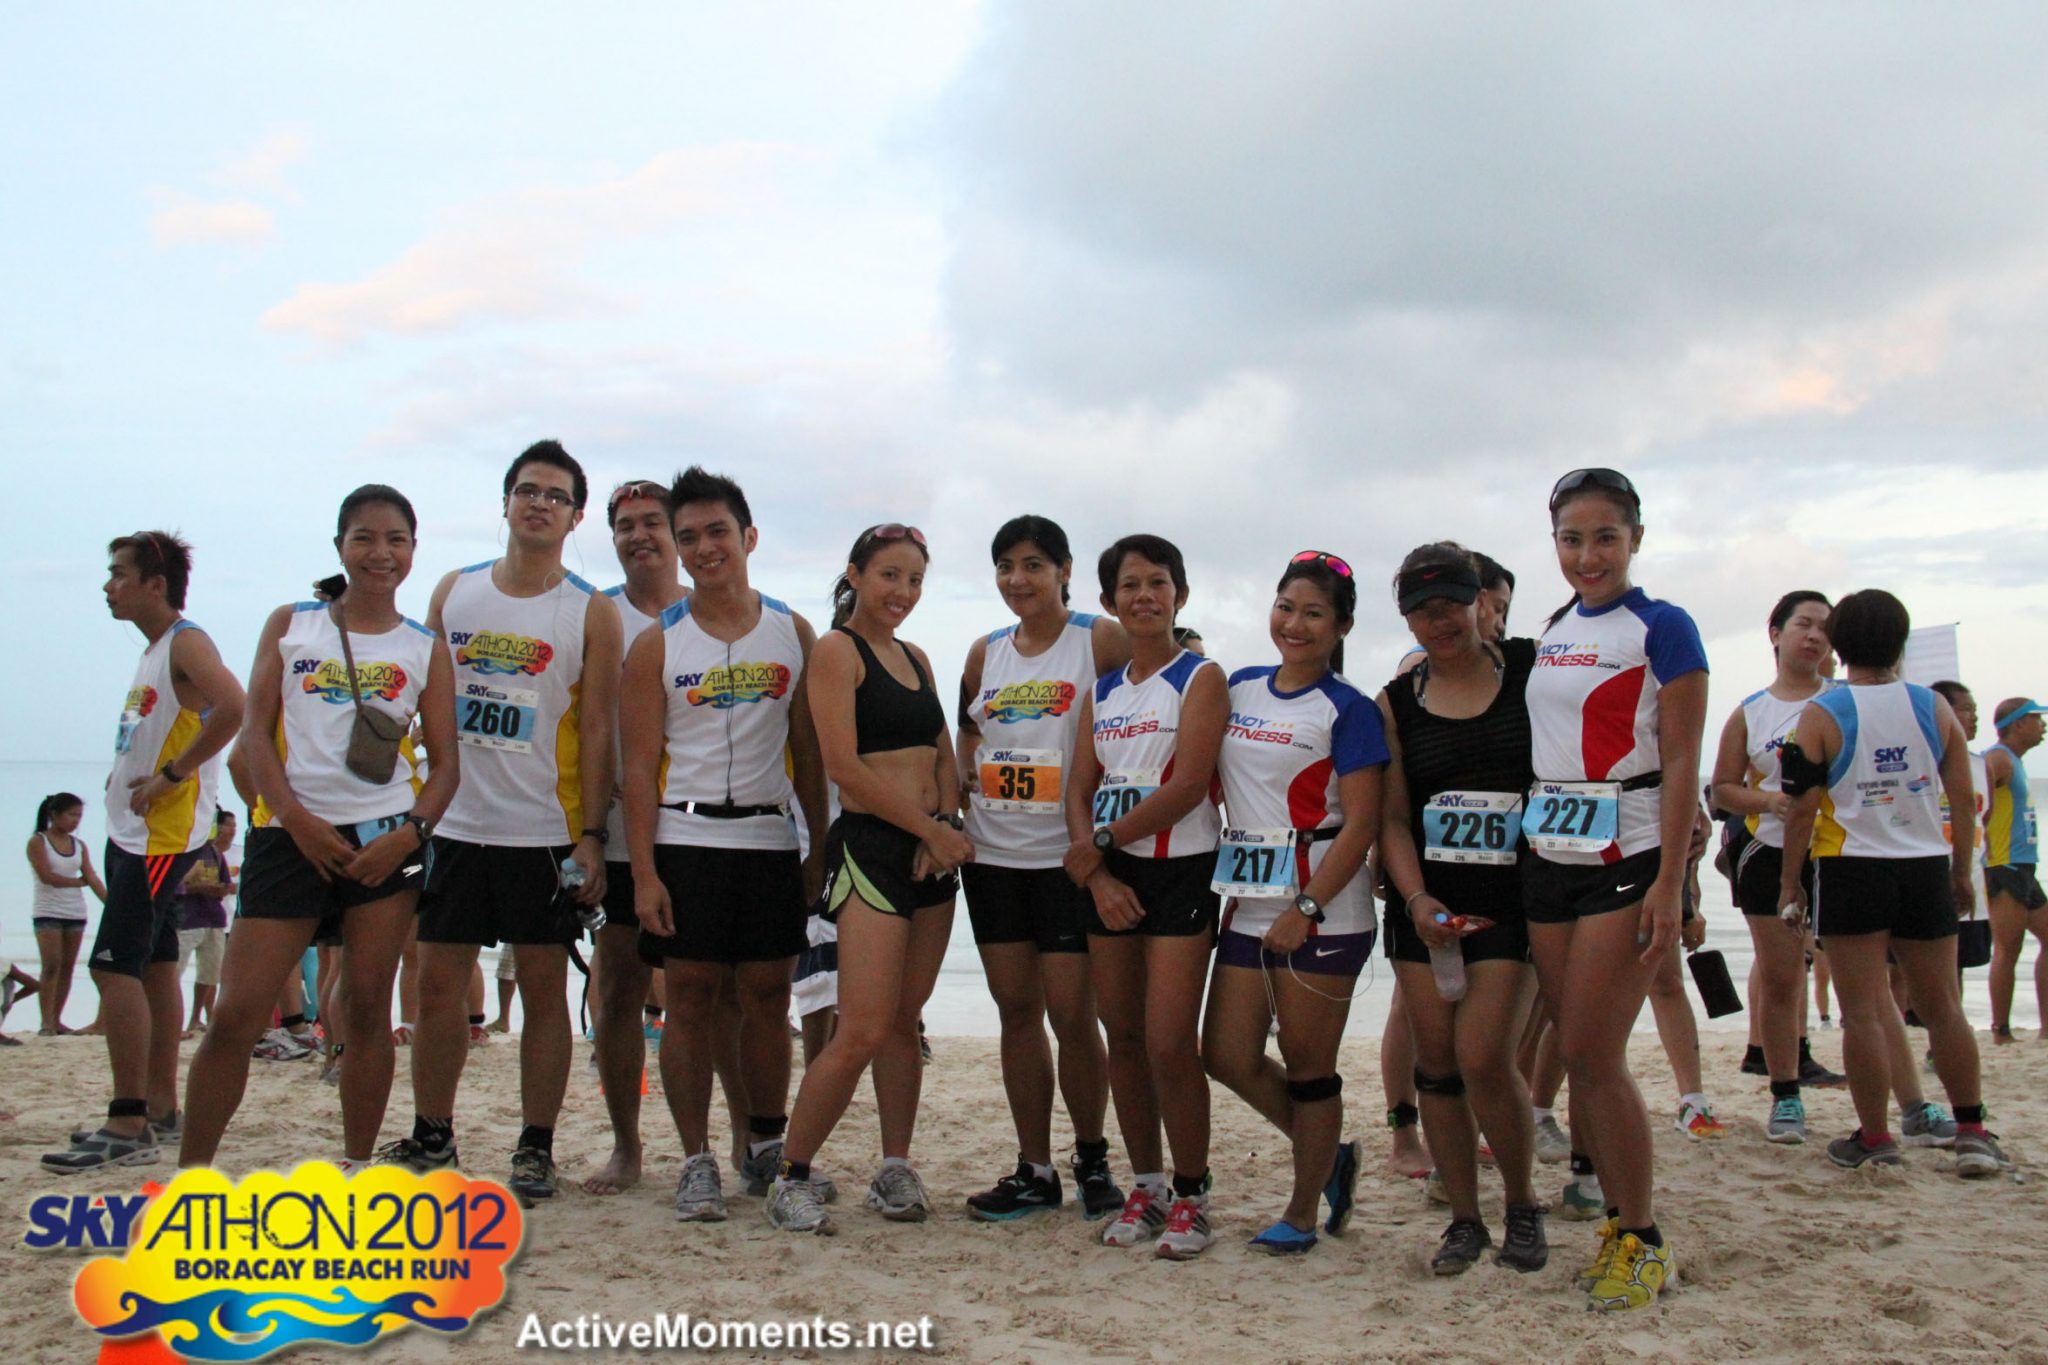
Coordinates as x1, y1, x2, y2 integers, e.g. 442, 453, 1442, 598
1549, 468, 1639, 511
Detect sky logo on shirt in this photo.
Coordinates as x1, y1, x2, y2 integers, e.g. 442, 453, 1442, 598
1874, 745, 1909, 774
453, 630, 554, 678
678, 661, 791, 708
983, 680, 1076, 723
295, 658, 408, 704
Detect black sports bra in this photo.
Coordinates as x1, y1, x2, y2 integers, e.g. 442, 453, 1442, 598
837, 626, 944, 754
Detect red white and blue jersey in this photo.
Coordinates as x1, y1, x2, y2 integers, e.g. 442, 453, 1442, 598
1216, 666, 1387, 935
1528, 587, 1707, 864
1091, 649, 1222, 859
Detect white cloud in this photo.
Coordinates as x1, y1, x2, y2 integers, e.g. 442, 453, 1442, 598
261, 144, 794, 346
210, 128, 309, 198
148, 191, 274, 247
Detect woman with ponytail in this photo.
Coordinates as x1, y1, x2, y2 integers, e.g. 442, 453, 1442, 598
181, 484, 459, 1171
25, 792, 103, 1034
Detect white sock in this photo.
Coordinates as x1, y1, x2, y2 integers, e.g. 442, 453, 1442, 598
749, 1137, 781, 1157
1134, 1172, 1167, 1192
880, 1155, 911, 1170
1681, 1092, 1709, 1111
1532, 1106, 1555, 1124
1026, 1162, 1054, 1182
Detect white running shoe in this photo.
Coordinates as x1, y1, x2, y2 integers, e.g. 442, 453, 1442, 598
1154, 1194, 1213, 1261
1533, 1115, 1571, 1165
766, 1177, 835, 1233
674, 1152, 728, 1222
865, 1162, 931, 1222
1102, 1185, 1169, 1247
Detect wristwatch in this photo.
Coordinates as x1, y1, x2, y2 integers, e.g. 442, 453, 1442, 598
1292, 893, 1325, 924
1092, 827, 1117, 854
933, 813, 964, 832
406, 813, 434, 844
159, 761, 186, 784
580, 826, 609, 846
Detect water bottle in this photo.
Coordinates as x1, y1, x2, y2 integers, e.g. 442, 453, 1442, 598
1428, 913, 1467, 1002
561, 857, 606, 932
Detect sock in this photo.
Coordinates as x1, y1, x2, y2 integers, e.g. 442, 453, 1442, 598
413, 1116, 454, 1152
1621, 1223, 1663, 1249
1743, 1044, 1765, 1068
1799, 1036, 1815, 1059
1074, 1136, 1109, 1162
1680, 1092, 1709, 1111
518, 1124, 554, 1154
1531, 1106, 1555, 1125
1027, 1162, 1056, 1182
1170, 1170, 1208, 1199
1956, 1104, 1985, 1125
880, 1155, 910, 1170
1134, 1171, 1167, 1193
1769, 1079, 1801, 1099
468, 1013, 486, 1027
109, 1097, 148, 1121
781, 1157, 811, 1183
1606, 1205, 1620, 1220
643, 1003, 664, 1017
1569, 1152, 1595, 1177
748, 1114, 789, 1142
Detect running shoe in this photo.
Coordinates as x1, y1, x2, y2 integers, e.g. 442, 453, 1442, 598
741, 1139, 784, 1197
1825, 1130, 1902, 1169
865, 1163, 931, 1222
1249, 1218, 1318, 1256
1154, 1195, 1213, 1261
1954, 1130, 2008, 1178
1071, 1147, 1124, 1220
42, 1128, 159, 1174
253, 1027, 313, 1061
1101, 1186, 1169, 1247
1739, 1046, 1768, 1077
917, 1019, 933, 1065
1430, 1218, 1491, 1276
509, 1146, 559, 1201
1799, 1053, 1848, 1089
1900, 1100, 1958, 1149
1587, 1233, 1672, 1312
766, 1176, 836, 1234
1765, 1095, 1808, 1145
674, 1152, 728, 1222
372, 1136, 460, 1172
1423, 1169, 1449, 1205
335, 1157, 368, 1177
1533, 1115, 1571, 1165
966, 1160, 1062, 1222
1674, 1100, 1727, 1140
1556, 1174, 1606, 1221
809, 1172, 840, 1205
1497, 1203, 1548, 1273
1322, 1140, 1358, 1235
468, 1023, 491, 1047
1818, 1013, 1832, 1028
70, 1111, 180, 1147
1574, 1217, 1621, 1288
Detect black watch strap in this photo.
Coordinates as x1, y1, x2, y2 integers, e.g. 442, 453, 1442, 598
580, 826, 609, 845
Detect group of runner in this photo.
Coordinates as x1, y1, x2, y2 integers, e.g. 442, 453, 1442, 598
46, 450, 2027, 1315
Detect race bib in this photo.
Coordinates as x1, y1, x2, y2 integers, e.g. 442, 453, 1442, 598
1423, 790, 1523, 865
1210, 826, 1299, 897
2028, 803, 2039, 850
1525, 781, 1620, 853
352, 814, 406, 847
458, 683, 539, 754
1092, 768, 1162, 829
974, 747, 1063, 814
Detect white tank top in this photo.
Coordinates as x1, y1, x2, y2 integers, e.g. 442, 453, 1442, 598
654, 593, 803, 852
260, 602, 437, 824
1811, 681, 1948, 859
1090, 649, 1223, 859
31, 832, 88, 921
1740, 681, 1832, 848
437, 561, 595, 847
965, 612, 1100, 869
106, 620, 224, 857
602, 585, 667, 854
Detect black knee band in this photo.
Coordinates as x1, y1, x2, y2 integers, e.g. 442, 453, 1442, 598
1414, 1069, 1467, 1098
1286, 1074, 1342, 1104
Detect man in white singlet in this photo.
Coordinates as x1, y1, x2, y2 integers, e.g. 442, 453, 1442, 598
45, 532, 245, 1173
623, 467, 828, 1221
384, 441, 623, 1203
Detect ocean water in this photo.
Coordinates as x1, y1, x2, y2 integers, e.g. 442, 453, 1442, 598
2, 759, 2020, 1039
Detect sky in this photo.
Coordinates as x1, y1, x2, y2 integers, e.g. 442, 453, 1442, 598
5, 2, 2047, 777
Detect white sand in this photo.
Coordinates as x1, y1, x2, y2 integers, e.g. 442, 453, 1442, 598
4, 1029, 2047, 1363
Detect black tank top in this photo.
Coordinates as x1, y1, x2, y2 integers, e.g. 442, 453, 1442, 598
838, 626, 944, 754
1385, 636, 1537, 911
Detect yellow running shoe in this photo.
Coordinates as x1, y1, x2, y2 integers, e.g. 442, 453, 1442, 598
1574, 1216, 1620, 1288
1588, 1233, 1673, 1312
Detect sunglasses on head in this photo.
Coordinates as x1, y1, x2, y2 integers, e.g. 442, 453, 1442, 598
864, 523, 928, 550
1290, 549, 1353, 578
607, 479, 666, 514
1549, 467, 1639, 511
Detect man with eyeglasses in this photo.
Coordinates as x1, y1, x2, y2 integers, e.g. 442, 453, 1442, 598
45, 531, 245, 1172
377, 440, 622, 1203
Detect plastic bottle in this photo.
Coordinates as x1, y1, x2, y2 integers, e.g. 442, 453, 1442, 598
1428, 913, 1467, 1002
561, 857, 606, 932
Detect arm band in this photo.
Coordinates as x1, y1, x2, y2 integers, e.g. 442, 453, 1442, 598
1778, 738, 1826, 797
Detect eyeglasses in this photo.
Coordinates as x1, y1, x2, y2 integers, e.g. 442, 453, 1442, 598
606, 480, 666, 515
1549, 468, 1639, 511
862, 523, 928, 550
1290, 550, 1353, 578
511, 483, 577, 509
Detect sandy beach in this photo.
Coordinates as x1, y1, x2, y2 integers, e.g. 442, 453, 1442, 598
4, 1028, 2046, 1363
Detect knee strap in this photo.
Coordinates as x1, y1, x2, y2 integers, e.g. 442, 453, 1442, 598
1286, 1074, 1342, 1104
1414, 1069, 1466, 1098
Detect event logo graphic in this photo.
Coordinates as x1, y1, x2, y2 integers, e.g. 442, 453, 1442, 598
124, 686, 160, 720
294, 659, 407, 705
29, 1164, 523, 1361
453, 630, 553, 678
983, 680, 1075, 723
678, 662, 791, 708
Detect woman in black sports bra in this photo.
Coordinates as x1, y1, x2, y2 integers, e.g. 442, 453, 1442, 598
768, 523, 974, 1234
